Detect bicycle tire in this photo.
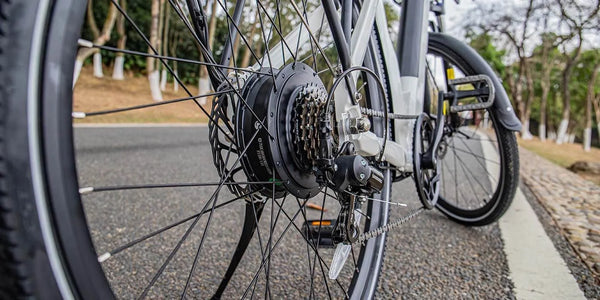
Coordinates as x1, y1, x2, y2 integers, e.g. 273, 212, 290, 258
427, 33, 519, 226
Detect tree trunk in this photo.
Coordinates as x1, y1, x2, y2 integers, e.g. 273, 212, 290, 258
594, 95, 600, 144
170, 33, 180, 93
160, 4, 170, 91
74, 0, 118, 85
148, 0, 163, 101
93, 52, 103, 77
173, 66, 179, 92
521, 59, 534, 139
583, 64, 600, 151
229, 34, 241, 67
112, 0, 127, 80
198, 0, 219, 97
556, 36, 583, 144
538, 43, 552, 141
86, 0, 99, 39
160, 5, 171, 92
557, 66, 572, 144
240, 15, 259, 67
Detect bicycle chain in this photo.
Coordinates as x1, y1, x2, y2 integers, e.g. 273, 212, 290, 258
360, 107, 419, 120
355, 206, 425, 244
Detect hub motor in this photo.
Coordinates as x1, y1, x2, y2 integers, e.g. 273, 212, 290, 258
235, 63, 331, 199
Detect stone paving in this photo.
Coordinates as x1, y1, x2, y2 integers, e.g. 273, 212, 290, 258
519, 147, 600, 277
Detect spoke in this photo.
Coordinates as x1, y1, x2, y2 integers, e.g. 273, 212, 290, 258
169, 0, 223, 71
451, 139, 500, 165
254, 0, 297, 63
294, 196, 333, 299
181, 191, 221, 298
456, 129, 498, 143
453, 148, 493, 201
78, 41, 269, 75
453, 153, 483, 203
215, 0, 264, 67
312, 187, 329, 299
137, 211, 203, 299
136, 124, 264, 298
298, 40, 334, 64
288, 0, 336, 74
248, 198, 269, 298
96, 191, 254, 263
452, 139, 459, 205
317, 64, 340, 75
73, 90, 232, 118
255, 0, 277, 86
169, 0, 275, 139
272, 198, 346, 298
79, 181, 279, 194
241, 200, 306, 299
111, 0, 237, 143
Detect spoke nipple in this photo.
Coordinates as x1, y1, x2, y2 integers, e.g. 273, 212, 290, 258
72, 112, 86, 119
77, 39, 93, 48
98, 252, 111, 263
79, 187, 94, 194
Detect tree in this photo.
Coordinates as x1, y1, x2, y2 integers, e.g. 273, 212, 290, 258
240, 11, 260, 68
160, 1, 171, 91
112, 0, 127, 80
471, 0, 539, 139
148, 0, 163, 101
74, 0, 119, 85
594, 95, 600, 144
584, 61, 599, 151
467, 32, 506, 79
535, 33, 562, 141
198, 0, 219, 98
554, 0, 600, 144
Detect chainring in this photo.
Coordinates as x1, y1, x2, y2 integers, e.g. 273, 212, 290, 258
412, 113, 441, 209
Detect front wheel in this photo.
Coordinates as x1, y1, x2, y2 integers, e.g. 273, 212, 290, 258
424, 33, 520, 226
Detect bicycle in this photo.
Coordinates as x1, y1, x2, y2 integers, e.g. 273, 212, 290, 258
0, 0, 520, 298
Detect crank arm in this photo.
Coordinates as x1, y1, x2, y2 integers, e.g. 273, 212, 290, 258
422, 92, 446, 169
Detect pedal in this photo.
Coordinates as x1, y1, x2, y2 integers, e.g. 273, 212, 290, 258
302, 219, 337, 248
447, 74, 495, 113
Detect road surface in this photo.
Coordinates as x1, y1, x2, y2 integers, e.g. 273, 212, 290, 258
74, 125, 587, 299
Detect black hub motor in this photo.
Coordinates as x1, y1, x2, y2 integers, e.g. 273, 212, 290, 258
236, 63, 329, 199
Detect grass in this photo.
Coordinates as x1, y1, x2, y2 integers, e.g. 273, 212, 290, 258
518, 136, 600, 185
73, 66, 213, 123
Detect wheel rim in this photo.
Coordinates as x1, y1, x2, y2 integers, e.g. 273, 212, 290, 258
425, 46, 505, 220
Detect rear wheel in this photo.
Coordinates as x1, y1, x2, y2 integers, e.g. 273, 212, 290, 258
0, 0, 392, 299
424, 33, 519, 226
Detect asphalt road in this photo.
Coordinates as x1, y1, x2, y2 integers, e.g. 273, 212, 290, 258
73, 126, 569, 299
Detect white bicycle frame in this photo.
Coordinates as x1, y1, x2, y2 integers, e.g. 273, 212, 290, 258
253, 0, 432, 171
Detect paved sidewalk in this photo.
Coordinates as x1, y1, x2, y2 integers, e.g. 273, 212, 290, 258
519, 147, 600, 277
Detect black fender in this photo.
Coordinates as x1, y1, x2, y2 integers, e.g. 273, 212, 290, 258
428, 33, 522, 132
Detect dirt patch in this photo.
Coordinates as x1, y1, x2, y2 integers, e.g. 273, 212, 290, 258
73, 66, 213, 123
518, 137, 600, 185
